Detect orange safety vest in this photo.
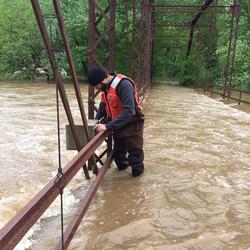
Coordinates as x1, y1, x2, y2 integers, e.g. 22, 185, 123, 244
101, 74, 142, 120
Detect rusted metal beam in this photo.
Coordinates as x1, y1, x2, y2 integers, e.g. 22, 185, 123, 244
131, 0, 152, 92
109, 0, 116, 72
144, 1, 154, 96
88, 0, 96, 119
31, 0, 90, 179
152, 5, 227, 7
204, 0, 218, 92
186, 0, 214, 57
210, 86, 250, 104
152, 5, 229, 13
194, 17, 204, 88
87, 0, 116, 119
55, 150, 113, 250
95, 5, 110, 26
191, 0, 214, 25
131, 0, 143, 87
53, 0, 90, 141
153, 7, 201, 13
223, 1, 240, 98
154, 35, 189, 39
154, 23, 190, 26
0, 131, 109, 250
53, 0, 99, 174
154, 23, 210, 28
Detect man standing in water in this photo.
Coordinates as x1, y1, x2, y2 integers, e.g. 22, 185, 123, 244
87, 67, 144, 177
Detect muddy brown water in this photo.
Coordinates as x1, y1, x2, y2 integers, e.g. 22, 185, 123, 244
0, 82, 250, 249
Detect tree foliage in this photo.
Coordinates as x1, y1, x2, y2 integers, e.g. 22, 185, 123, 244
0, 0, 249, 90
0, 0, 43, 79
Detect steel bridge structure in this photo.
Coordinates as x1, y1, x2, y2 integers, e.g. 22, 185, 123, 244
0, 0, 247, 249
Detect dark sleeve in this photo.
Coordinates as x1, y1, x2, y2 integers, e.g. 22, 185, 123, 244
106, 79, 135, 131
95, 101, 106, 121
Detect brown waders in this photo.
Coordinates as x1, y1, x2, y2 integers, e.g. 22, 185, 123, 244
113, 112, 144, 177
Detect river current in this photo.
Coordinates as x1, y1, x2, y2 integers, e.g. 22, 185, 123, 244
0, 81, 250, 249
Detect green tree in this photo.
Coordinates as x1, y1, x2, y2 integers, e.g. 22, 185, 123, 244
0, 0, 43, 79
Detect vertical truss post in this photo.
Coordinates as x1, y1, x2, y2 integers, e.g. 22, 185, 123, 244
87, 1, 116, 165
139, 2, 147, 90
194, 18, 203, 88
143, 1, 154, 98
131, 0, 144, 88
109, 0, 116, 72
55, 147, 113, 250
31, 0, 90, 179
88, 0, 96, 119
223, 0, 240, 98
131, 0, 153, 97
204, 24, 213, 92
87, 0, 116, 119
53, 0, 90, 141
204, 1, 217, 92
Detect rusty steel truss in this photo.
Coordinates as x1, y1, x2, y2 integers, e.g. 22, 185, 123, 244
185, 0, 241, 97
87, 0, 116, 119
223, 0, 240, 97
130, 0, 154, 98
0, 0, 243, 249
152, 1, 240, 98
0, 0, 113, 249
0, 130, 110, 250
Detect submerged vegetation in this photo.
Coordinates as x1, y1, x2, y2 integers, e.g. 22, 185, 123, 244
0, 0, 249, 90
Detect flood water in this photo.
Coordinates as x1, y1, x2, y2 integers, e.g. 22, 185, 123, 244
0, 81, 250, 249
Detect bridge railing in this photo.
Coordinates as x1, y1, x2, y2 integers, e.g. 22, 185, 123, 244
0, 1, 153, 249
0, 130, 111, 250
208, 85, 250, 105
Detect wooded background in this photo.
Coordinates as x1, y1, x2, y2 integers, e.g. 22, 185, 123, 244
0, 0, 249, 90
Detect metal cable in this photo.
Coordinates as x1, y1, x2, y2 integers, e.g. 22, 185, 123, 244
55, 73, 65, 250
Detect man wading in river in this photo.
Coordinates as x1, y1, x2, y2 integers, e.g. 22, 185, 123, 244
87, 67, 145, 177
